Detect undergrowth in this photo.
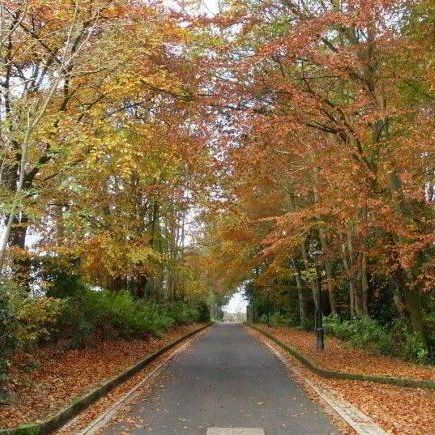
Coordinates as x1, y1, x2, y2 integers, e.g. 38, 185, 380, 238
324, 315, 431, 364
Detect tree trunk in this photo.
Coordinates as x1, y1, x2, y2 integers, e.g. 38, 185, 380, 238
133, 277, 147, 299
341, 243, 355, 318
394, 269, 428, 348
404, 287, 427, 343
8, 213, 31, 288
354, 252, 365, 316
292, 258, 308, 326
319, 228, 337, 315
388, 172, 429, 346
361, 253, 369, 315
300, 241, 319, 311
55, 205, 65, 246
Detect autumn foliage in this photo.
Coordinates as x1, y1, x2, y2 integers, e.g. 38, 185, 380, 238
193, 0, 435, 357
0, 0, 434, 412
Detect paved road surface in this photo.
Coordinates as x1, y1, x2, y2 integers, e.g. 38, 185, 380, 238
102, 324, 338, 434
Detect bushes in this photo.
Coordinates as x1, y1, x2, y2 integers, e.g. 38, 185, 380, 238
0, 291, 15, 403
324, 316, 392, 355
258, 312, 299, 327
38, 260, 208, 343
166, 302, 199, 325
15, 297, 65, 347
324, 315, 431, 364
196, 301, 211, 323
3, 281, 205, 354
0, 282, 65, 402
59, 289, 203, 346
0, 274, 207, 400
0, 283, 65, 351
389, 319, 429, 364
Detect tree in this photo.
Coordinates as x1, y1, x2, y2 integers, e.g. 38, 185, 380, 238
195, 0, 434, 348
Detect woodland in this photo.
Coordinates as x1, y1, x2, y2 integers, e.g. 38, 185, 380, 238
0, 0, 434, 423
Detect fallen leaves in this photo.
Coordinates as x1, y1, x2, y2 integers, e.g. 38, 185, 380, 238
253, 326, 435, 434
255, 325, 435, 381
0, 324, 203, 430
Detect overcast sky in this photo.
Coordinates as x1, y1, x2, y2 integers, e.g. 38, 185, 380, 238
223, 289, 248, 314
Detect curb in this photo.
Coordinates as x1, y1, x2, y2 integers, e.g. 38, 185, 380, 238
250, 325, 435, 390
74, 332, 201, 434
259, 333, 388, 435
0, 323, 213, 435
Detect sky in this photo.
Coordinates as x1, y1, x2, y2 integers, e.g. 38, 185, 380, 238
223, 289, 248, 314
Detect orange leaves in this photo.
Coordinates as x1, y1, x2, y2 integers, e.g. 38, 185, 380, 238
197, 0, 435, 300
0, 325, 200, 429
258, 325, 435, 381
257, 326, 435, 434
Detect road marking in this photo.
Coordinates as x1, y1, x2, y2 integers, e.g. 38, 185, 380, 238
207, 429, 265, 435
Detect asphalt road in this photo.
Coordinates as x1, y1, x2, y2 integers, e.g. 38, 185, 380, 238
102, 324, 338, 434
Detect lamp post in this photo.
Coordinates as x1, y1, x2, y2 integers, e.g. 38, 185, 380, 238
311, 250, 325, 351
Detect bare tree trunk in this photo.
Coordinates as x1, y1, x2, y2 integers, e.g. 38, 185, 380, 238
300, 241, 319, 311
55, 205, 65, 246
8, 213, 31, 287
292, 258, 308, 326
149, 199, 160, 300
319, 228, 337, 315
354, 252, 365, 316
341, 243, 355, 318
361, 253, 369, 315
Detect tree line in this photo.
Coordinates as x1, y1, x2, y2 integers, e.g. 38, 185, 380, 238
198, 0, 435, 360
0, 0, 434, 398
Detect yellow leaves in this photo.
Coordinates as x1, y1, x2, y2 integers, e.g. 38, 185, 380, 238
128, 246, 162, 266
80, 234, 164, 286
16, 297, 65, 345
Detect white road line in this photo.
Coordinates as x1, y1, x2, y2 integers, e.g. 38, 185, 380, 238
207, 429, 265, 435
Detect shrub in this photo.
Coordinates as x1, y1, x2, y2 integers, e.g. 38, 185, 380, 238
0, 290, 16, 403
15, 297, 65, 348
165, 302, 199, 325
60, 290, 176, 345
324, 315, 392, 355
58, 289, 203, 346
196, 301, 211, 323
403, 332, 429, 363
258, 314, 268, 324
258, 312, 299, 327
271, 312, 298, 327
324, 315, 432, 364
390, 318, 429, 364
0, 281, 65, 401
38, 256, 86, 299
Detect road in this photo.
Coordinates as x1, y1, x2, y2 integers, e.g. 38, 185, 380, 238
101, 324, 338, 434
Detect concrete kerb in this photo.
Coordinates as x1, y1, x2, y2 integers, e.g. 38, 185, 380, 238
249, 325, 435, 390
0, 323, 213, 435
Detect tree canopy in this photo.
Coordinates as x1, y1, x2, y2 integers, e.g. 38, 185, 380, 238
0, 0, 434, 369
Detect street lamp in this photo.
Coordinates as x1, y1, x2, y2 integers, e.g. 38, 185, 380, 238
311, 250, 325, 351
